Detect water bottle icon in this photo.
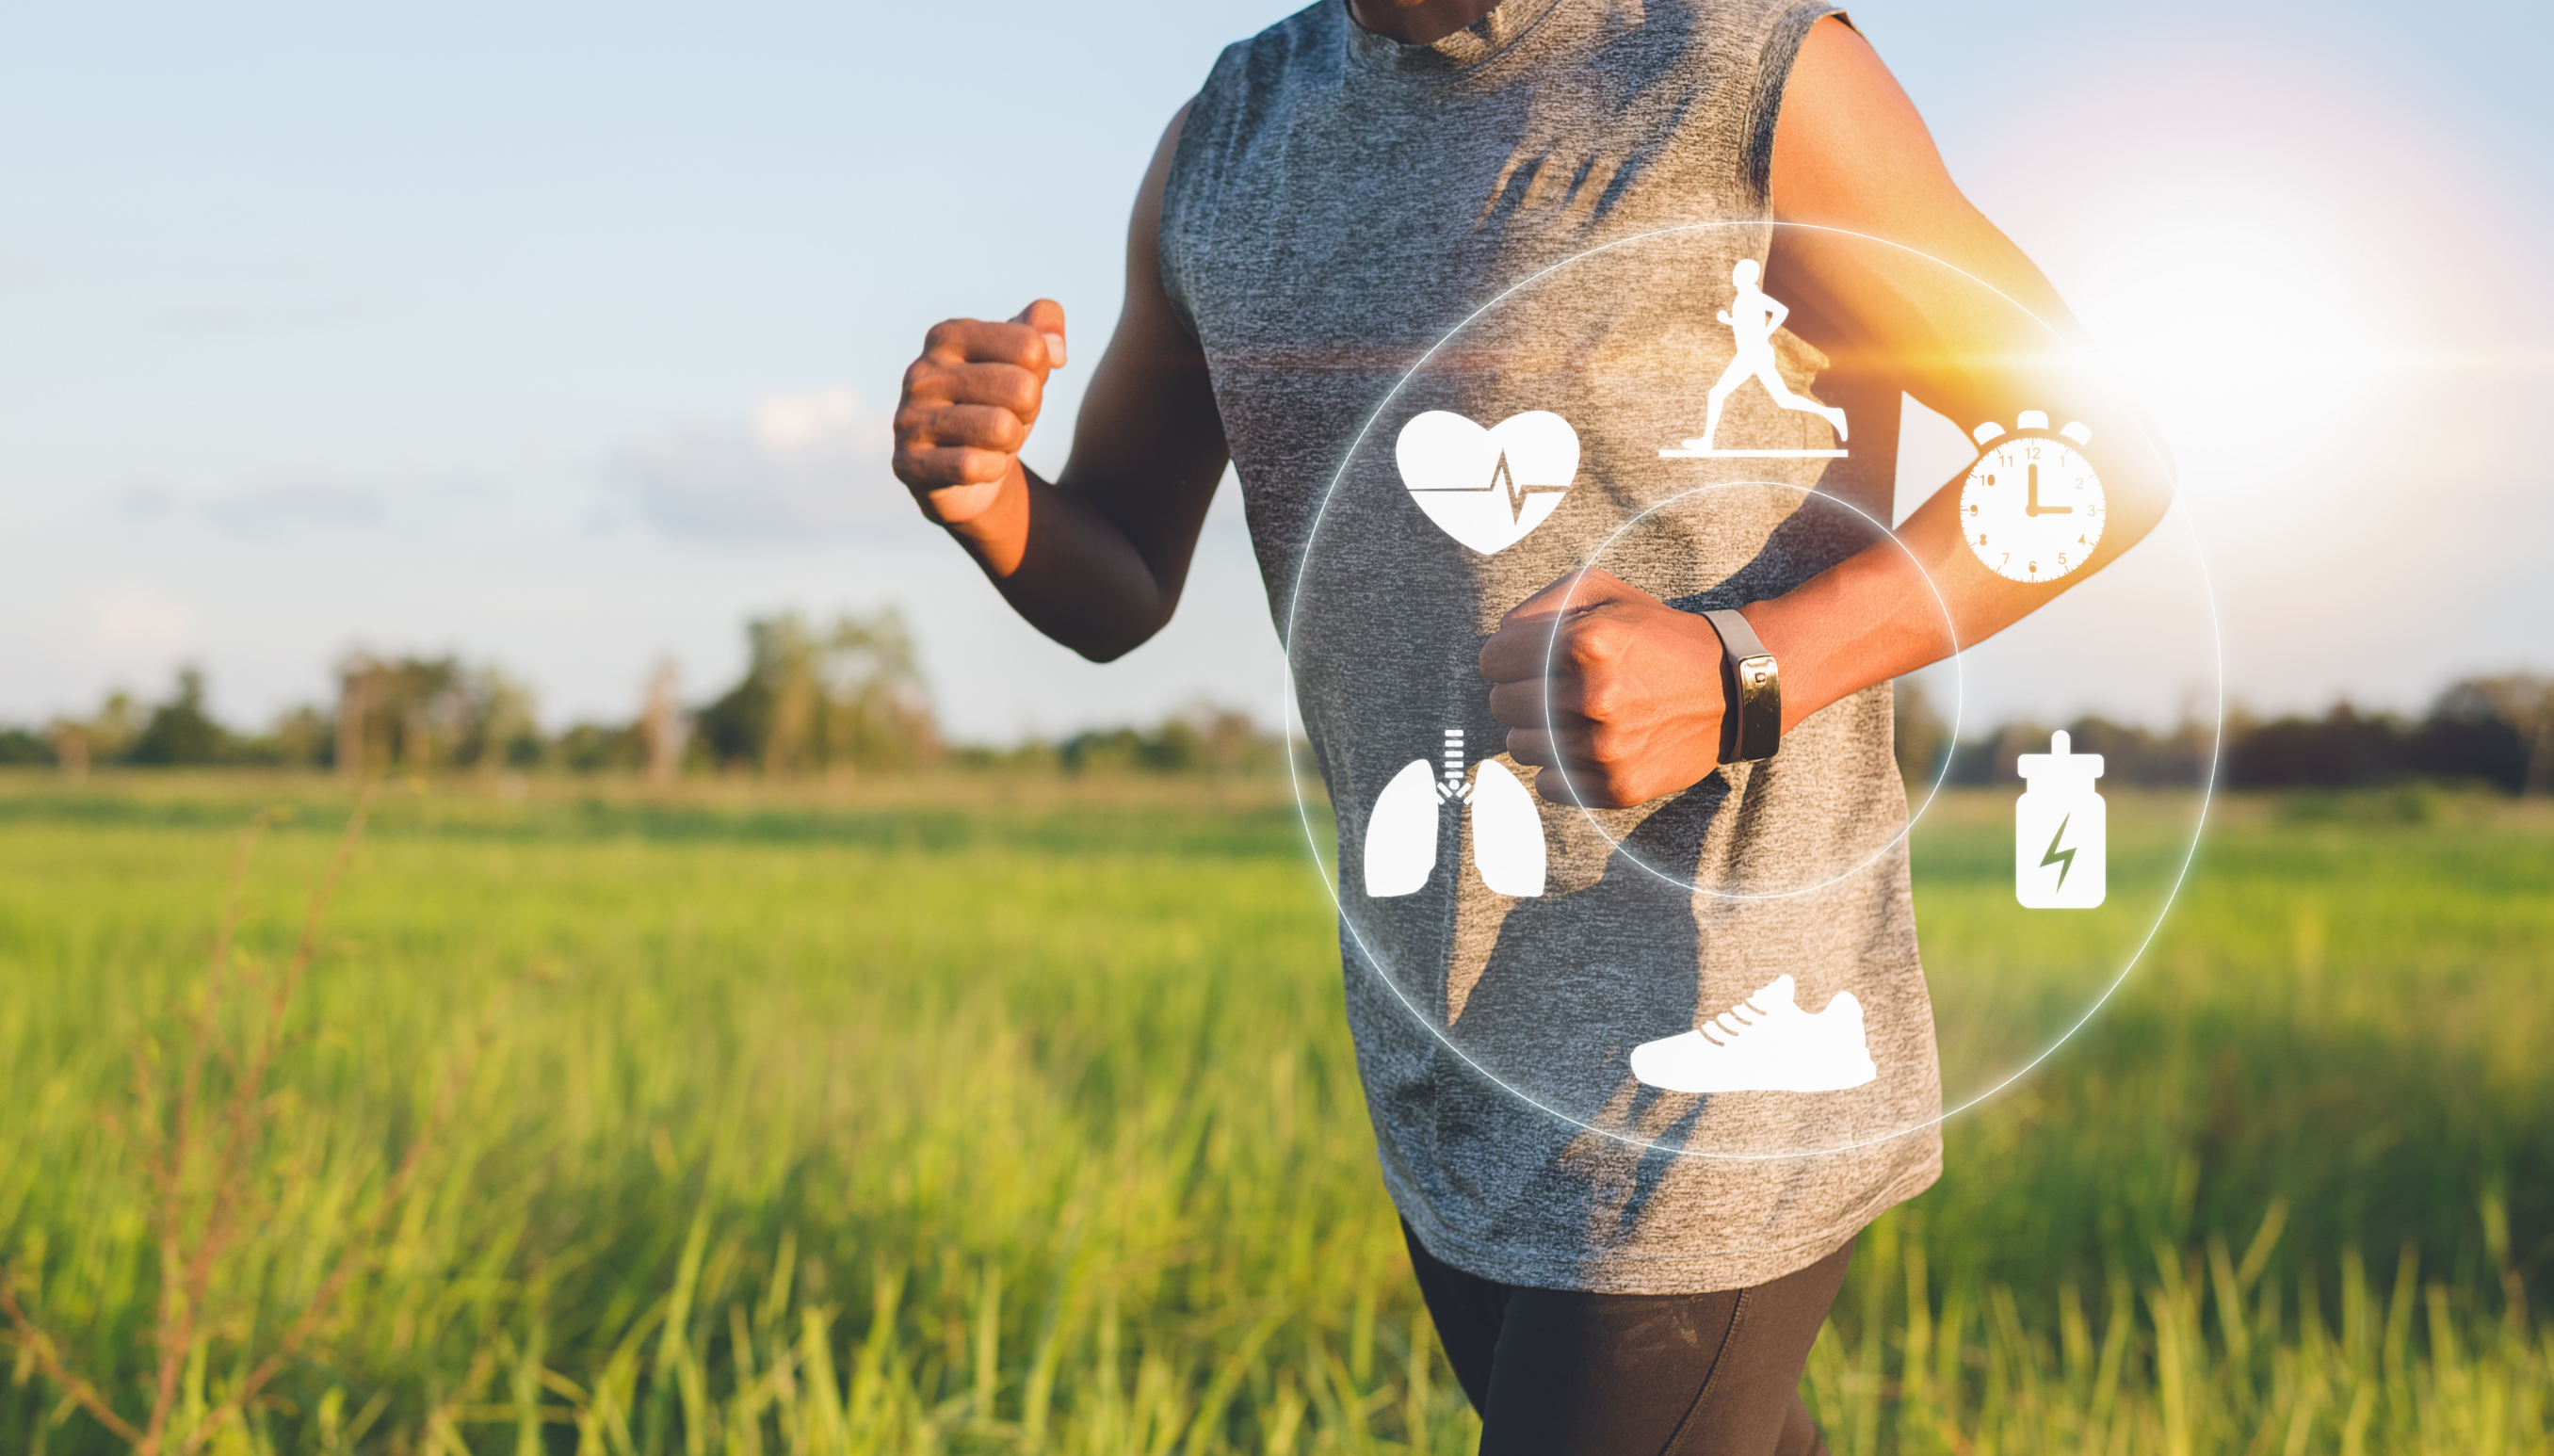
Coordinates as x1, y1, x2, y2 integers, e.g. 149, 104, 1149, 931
2015, 730, 2106, 909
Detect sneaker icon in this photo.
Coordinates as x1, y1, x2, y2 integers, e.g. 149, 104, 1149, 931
1628, 975, 1877, 1093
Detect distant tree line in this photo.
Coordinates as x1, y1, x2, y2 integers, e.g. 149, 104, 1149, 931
690, 612, 939, 775
8, 625, 2544, 795
0, 607, 1288, 782
1895, 674, 2554, 795
0, 609, 943, 780
948, 704, 1290, 778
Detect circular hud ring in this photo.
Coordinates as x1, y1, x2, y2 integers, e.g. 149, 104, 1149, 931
1279, 220, 2223, 1159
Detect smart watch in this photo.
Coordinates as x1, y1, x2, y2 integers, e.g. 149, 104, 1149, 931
1701, 608, 1782, 763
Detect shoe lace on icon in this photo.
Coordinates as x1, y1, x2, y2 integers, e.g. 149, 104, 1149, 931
1702, 993, 1774, 1045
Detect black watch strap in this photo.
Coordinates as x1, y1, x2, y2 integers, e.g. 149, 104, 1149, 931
1701, 608, 1782, 763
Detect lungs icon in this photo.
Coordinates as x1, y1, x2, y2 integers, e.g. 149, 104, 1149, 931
1363, 760, 1443, 898
1362, 733, 1546, 899
1468, 761, 1546, 897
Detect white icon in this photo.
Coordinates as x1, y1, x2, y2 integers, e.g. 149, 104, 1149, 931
1364, 729, 1547, 898
1627, 974, 1877, 1093
1961, 412, 2107, 584
1395, 410, 1579, 556
2015, 729, 2106, 909
1659, 258, 1849, 460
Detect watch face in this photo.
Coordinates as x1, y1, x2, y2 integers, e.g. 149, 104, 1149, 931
1961, 433, 2106, 584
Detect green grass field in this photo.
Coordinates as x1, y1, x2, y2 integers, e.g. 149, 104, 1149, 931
1, 773, 2547, 1455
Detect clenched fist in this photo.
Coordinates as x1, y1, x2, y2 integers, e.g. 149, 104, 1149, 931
1479, 569, 1736, 808
892, 299, 1067, 526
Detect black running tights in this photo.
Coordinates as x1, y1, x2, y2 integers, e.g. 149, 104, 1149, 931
1402, 1222, 1852, 1456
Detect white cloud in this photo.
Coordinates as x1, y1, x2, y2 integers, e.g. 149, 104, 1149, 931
606, 385, 919, 541
204, 478, 390, 528
86, 589, 199, 667
115, 472, 520, 536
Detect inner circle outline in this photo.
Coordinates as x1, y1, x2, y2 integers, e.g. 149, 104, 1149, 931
1535, 478, 1965, 901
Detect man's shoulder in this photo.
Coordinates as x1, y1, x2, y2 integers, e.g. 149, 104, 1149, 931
1200, 0, 1341, 98
1176, 0, 1342, 167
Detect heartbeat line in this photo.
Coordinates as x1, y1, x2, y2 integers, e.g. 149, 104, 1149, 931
2039, 813, 2077, 892
1409, 450, 1570, 523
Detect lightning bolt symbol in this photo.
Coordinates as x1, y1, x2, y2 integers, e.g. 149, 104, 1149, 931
2039, 813, 2077, 892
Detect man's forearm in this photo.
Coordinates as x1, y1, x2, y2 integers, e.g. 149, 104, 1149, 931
1745, 463, 2171, 733
941, 461, 1187, 664
1744, 537, 1955, 735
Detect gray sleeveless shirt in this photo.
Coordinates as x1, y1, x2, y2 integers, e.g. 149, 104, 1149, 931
1160, 0, 1941, 1293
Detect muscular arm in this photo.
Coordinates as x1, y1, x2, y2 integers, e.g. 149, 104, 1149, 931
1752, 17, 2171, 726
1485, 17, 2174, 805
890, 107, 1230, 662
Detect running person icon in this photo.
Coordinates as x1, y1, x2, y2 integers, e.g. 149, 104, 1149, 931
1686, 257, 1851, 451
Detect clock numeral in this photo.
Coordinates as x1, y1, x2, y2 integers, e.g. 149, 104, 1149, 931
2000, 553, 2009, 567
2057, 553, 2068, 570
2026, 445, 2042, 461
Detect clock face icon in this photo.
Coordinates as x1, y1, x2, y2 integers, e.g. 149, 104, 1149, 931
1960, 412, 2104, 584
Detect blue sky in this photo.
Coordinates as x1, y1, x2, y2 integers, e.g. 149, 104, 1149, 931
3, 0, 2546, 740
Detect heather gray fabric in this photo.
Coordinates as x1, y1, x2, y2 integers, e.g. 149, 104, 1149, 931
1158, 0, 1942, 1293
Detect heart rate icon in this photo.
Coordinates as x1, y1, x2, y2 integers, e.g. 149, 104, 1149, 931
1394, 410, 1580, 556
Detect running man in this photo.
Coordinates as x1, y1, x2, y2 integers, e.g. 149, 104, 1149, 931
891, 2, 2170, 1450
1687, 256, 1851, 450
